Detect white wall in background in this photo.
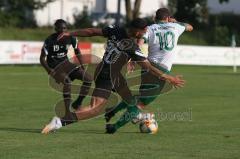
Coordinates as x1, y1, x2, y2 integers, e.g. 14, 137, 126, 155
34, 0, 167, 26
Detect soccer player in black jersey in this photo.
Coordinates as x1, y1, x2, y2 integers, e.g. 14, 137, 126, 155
41, 18, 185, 134
40, 19, 93, 114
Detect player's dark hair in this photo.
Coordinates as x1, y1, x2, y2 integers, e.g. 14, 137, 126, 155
54, 19, 67, 27
129, 18, 147, 30
155, 8, 171, 21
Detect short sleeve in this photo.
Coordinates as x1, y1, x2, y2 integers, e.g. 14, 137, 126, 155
175, 23, 186, 36
130, 48, 146, 62
42, 39, 49, 55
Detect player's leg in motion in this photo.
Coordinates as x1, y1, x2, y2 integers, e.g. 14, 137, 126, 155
41, 74, 112, 134
61, 77, 79, 124
138, 70, 166, 106
57, 66, 93, 124
41, 77, 78, 134
41, 73, 140, 134
105, 73, 141, 134
41, 92, 110, 134
105, 69, 165, 123
70, 68, 93, 109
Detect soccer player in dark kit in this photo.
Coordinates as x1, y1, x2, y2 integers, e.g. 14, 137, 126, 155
41, 18, 185, 134
40, 19, 93, 115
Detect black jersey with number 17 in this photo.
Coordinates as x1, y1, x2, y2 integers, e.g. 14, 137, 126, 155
96, 26, 146, 79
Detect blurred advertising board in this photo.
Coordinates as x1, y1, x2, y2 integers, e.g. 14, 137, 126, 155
0, 41, 240, 66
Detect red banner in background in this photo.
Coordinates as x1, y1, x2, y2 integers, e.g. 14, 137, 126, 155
78, 42, 92, 54
78, 42, 92, 64
68, 42, 92, 64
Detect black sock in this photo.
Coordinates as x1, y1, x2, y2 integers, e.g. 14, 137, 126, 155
72, 95, 85, 109
61, 111, 78, 126
61, 92, 78, 126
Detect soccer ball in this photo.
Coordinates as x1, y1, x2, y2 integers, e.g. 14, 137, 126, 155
139, 114, 158, 134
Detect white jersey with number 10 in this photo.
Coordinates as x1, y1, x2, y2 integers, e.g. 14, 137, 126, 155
143, 22, 185, 71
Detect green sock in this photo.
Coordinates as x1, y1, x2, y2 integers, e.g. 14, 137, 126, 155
114, 105, 140, 129
112, 101, 128, 114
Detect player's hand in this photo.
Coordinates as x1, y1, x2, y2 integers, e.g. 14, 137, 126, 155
163, 75, 185, 88
127, 61, 136, 74
57, 32, 71, 41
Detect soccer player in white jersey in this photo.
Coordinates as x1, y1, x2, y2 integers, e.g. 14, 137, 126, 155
105, 8, 193, 125
142, 8, 193, 72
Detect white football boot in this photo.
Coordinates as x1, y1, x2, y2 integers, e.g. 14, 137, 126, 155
41, 116, 62, 134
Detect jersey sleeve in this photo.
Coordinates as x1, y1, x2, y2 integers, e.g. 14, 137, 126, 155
42, 39, 49, 55
130, 47, 146, 61
175, 23, 186, 36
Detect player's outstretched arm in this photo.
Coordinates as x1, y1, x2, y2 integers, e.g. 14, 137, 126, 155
137, 59, 185, 88
168, 17, 193, 32
57, 28, 103, 40
71, 28, 103, 37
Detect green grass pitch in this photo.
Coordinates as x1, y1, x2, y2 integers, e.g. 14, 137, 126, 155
0, 65, 239, 159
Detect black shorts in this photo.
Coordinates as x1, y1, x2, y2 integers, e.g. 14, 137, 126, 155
92, 72, 133, 104
92, 76, 112, 99
92, 62, 134, 103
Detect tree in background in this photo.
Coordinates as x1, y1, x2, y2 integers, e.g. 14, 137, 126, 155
168, 0, 177, 16
168, 0, 239, 46
73, 6, 92, 28
125, 0, 142, 23
168, 0, 230, 25
172, 0, 208, 26
0, 0, 54, 28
